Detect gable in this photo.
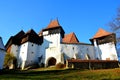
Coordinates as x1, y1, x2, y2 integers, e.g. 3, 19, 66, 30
21, 29, 43, 45
62, 32, 79, 44
5, 30, 25, 50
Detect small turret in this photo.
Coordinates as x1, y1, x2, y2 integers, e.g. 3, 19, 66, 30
40, 19, 65, 38
39, 19, 65, 47
90, 28, 116, 45
90, 28, 118, 60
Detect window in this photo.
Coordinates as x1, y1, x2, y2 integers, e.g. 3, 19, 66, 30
31, 52, 34, 54
73, 47, 74, 50
32, 44, 34, 47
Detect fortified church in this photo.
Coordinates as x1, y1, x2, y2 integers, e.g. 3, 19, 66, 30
5, 20, 118, 69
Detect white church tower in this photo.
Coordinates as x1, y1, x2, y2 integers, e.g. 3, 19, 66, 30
18, 29, 43, 69
90, 28, 118, 60
39, 20, 65, 67
5, 29, 43, 69
0, 37, 6, 69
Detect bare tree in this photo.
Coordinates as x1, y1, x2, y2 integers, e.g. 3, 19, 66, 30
108, 7, 120, 61
109, 7, 120, 47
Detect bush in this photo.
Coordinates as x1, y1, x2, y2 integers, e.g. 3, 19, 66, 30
3, 53, 17, 69
55, 63, 65, 69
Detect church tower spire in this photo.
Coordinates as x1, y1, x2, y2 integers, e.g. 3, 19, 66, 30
41, 19, 65, 38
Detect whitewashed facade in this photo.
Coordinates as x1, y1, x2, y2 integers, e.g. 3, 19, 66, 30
10, 44, 19, 58
60, 43, 95, 60
0, 37, 6, 69
97, 42, 118, 60
90, 29, 118, 61
18, 42, 40, 69
5, 20, 119, 69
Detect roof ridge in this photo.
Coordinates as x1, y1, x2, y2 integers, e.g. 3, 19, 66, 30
92, 28, 112, 39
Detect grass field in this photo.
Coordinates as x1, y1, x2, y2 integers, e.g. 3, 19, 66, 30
0, 68, 120, 80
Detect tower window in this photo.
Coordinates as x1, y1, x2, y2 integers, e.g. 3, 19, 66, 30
31, 52, 34, 54
32, 44, 34, 46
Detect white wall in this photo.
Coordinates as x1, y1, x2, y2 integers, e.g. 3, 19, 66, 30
18, 42, 28, 69
45, 47, 61, 67
10, 44, 19, 58
44, 33, 61, 47
60, 43, 95, 61
0, 49, 5, 69
26, 42, 39, 66
98, 42, 118, 60
19, 42, 41, 68
43, 32, 95, 67
19, 42, 28, 61
42, 33, 62, 66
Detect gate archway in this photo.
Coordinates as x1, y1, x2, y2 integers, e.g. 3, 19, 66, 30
47, 57, 56, 67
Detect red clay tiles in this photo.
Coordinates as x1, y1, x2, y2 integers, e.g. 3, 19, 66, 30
62, 32, 79, 44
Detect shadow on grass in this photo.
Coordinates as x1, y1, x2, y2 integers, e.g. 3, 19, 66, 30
0, 69, 81, 80
1, 68, 120, 80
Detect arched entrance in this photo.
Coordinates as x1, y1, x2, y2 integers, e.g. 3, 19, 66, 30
47, 57, 56, 67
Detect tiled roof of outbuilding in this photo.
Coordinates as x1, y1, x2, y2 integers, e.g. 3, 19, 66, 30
62, 32, 79, 44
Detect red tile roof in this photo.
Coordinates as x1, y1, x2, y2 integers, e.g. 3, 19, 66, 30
91, 28, 112, 39
62, 32, 79, 44
45, 20, 60, 29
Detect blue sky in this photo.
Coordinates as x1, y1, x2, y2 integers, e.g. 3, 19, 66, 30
0, 0, 120, 44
